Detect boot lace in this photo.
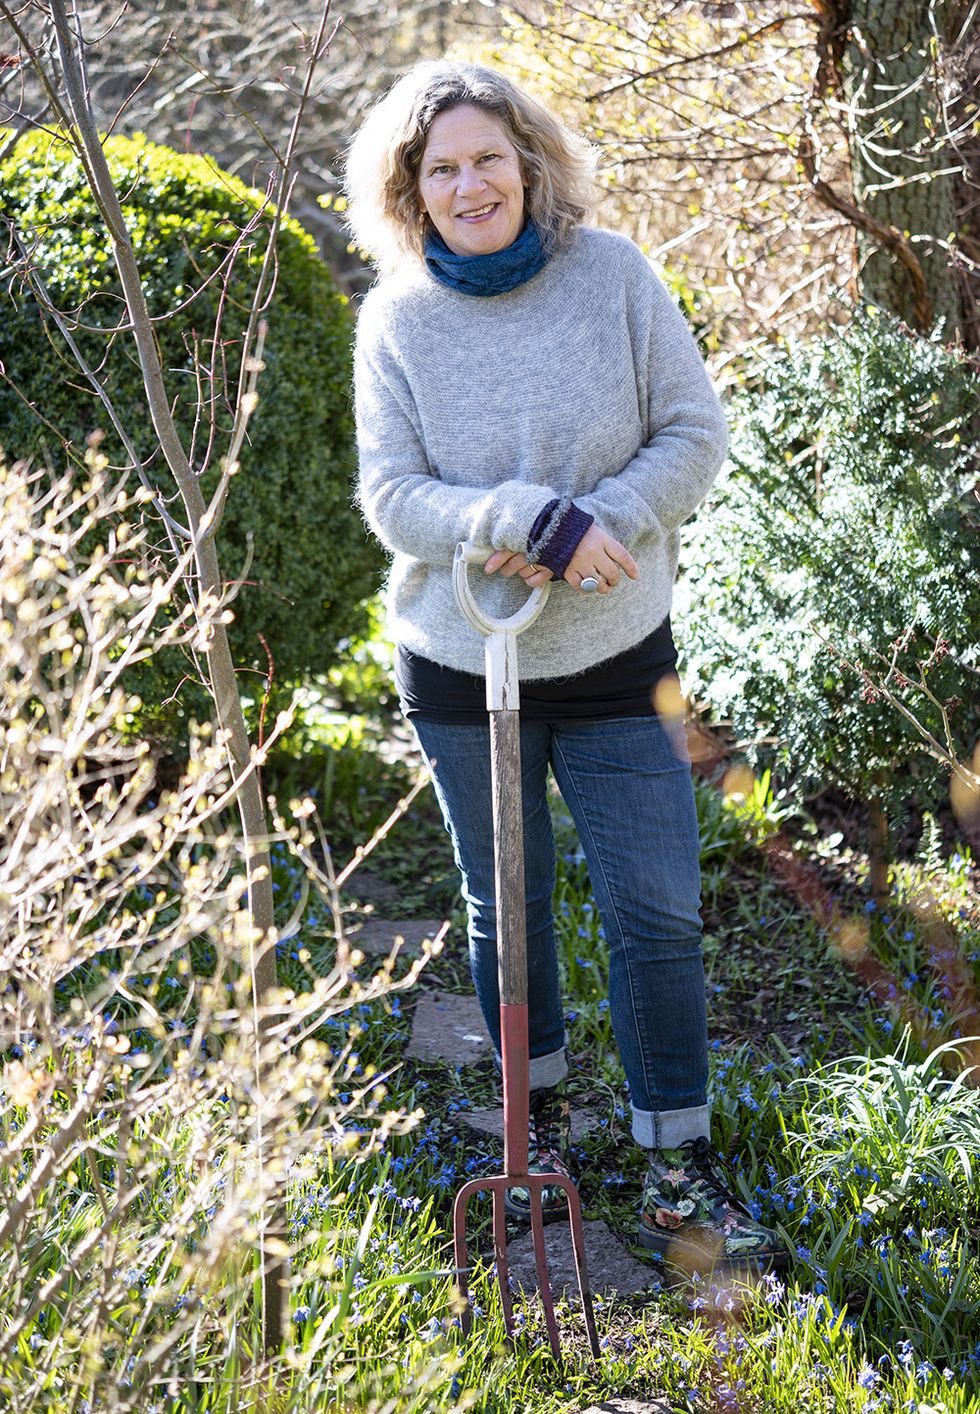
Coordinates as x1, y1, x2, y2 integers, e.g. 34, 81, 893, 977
675, 1137, 743, 1210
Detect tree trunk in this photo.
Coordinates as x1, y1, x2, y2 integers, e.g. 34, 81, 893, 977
843, 0, 962, 337
44, 0, 287, 1357
947, 9, 980, 352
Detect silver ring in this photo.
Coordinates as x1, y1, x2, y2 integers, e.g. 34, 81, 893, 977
580, 575, 600, 594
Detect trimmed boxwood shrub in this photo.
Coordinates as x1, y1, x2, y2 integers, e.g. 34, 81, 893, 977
676, 312, 980, 830
0, 130, 382, 742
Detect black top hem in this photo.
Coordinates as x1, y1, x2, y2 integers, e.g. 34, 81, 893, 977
395, 616, 678, 724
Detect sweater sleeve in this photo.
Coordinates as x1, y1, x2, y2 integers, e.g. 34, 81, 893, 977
574, 249, 728, 548
354, 301, 557, 567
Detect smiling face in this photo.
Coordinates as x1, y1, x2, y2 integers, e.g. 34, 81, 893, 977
417, 104, 526, 257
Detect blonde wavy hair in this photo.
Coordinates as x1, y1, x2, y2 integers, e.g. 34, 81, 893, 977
343, 61, 598, 273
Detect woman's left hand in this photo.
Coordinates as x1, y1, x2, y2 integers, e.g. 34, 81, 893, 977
483, 549, 554, 587
564, 525, 639, 594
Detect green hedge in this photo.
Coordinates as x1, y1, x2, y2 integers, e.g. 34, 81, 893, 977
677, 312, 980, 823
0, 130, 381, 741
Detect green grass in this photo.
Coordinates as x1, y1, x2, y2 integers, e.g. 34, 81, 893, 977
263, 751, 980, 1413
4, 685, 980, 1412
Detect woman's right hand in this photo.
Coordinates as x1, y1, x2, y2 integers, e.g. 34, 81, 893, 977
483, 549, 554, 587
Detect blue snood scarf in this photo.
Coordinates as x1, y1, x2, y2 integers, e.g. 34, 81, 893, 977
424, 219, 549, 297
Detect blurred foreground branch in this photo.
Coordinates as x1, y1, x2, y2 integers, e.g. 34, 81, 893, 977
0, 0, 344, 1355
0, 458, 438, 1409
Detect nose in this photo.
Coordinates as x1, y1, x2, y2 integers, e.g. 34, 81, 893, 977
455, 164, 486, 199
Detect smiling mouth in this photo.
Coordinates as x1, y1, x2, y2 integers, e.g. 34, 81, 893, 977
457, 203, 498, 220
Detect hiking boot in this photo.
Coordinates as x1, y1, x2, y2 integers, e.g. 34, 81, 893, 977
637, 1136, 789, 1273
502, 1083, 572, 1223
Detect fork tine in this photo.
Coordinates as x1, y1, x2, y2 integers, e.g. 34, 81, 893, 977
528, 1184, 562, 1359
491, 1189, 516, 1338
451, 1187, 473, 1338
563, 1178, 601, 1358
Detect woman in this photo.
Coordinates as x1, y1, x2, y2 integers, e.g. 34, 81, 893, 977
345, 59, 787, 1272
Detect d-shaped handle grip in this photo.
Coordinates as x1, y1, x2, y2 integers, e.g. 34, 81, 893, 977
453, 542, 552, 711
453, 542, 551, 637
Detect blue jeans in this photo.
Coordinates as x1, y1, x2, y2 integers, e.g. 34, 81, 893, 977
411, 712, 710, 1151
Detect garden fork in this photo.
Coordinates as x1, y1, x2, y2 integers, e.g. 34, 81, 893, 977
450, 540, 600, 1362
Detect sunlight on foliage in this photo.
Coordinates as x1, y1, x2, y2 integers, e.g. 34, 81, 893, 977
0, 456, 436, 1412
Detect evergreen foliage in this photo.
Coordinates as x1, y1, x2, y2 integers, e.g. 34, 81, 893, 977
0, 130, 381, 741
677, 313, 980, 819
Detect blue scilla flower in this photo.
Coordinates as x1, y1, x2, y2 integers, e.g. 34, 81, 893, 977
738, 1083, 760, 1113
762, 1273, 784, 1305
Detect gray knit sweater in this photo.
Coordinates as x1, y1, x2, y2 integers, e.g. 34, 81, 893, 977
353, 225, 728, 680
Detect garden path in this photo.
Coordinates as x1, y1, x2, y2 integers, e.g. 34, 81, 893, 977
348, 897, 661, 1300
579, 1402, 672, 1413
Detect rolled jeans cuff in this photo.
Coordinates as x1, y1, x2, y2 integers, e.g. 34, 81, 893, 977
528, 1044, 569, 1092
631, 1102, 711, 1151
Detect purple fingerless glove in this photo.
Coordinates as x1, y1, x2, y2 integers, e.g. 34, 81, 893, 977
527, 496, 594, 578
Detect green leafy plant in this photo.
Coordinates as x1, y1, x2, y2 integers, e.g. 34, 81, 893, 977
778, 1041, 980, 1361
326, 596, 398, 716
0, 129, 382, 745
678, 311, 980, 881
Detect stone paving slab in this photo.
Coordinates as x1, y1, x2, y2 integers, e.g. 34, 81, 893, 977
578, 1401, 672, 1414
462, 1106, 600, 1141
405, 991, 492, 1066
339, 868, 401, 907
505, 1219, 659, 1298
349, 917, 445, 958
